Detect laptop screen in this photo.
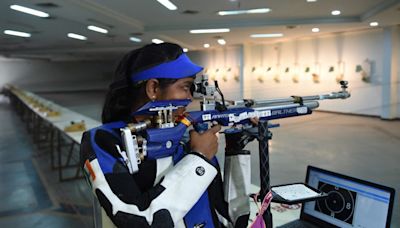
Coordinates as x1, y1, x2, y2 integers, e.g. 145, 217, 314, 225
301, 166, 395, 228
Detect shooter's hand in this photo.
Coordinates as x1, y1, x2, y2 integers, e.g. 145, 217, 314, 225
250, 117, 260, 126
190, 125, 221, 160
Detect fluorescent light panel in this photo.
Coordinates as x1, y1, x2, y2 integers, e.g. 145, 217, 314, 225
67, 33, 87, 41
183, 48, 188, 52
152, 38, 164, 44
217, 39, 226, 45
203, 43, 210, 48
129, 37, 142, 42
87, 25, 108, 34
218, 8, 270, 16
331, 10, 341, 15
370, 22, 379, 27
250, 33, 283, 38
156, 0, 177, 10
10, 4, 49, 18
190, 28, 230, 34
4, 30, 31, 38
312, 28, 320, 32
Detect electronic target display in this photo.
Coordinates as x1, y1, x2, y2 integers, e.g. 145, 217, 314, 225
300, 166, 395, 228
315, 181, 357, 225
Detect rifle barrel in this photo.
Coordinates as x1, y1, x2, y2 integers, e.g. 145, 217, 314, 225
232, 91, 349, 108
252, 101, 319, 111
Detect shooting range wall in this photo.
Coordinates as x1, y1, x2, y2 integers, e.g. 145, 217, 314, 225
189, 46, 244, 101
191, 26, 400, 119
0, 57, 114, 93
1, 27, 398, 119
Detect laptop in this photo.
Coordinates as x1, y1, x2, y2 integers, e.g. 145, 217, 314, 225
278, 166, 395, 228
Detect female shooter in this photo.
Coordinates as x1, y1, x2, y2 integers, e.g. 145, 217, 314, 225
80, 43, 251, 227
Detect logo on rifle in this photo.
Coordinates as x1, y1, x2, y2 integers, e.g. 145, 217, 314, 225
202, 114, 212, 121
296, 107, 308, 114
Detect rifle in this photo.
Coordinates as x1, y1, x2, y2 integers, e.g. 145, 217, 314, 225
119, 76, 350, 227
120, 76, 349, 165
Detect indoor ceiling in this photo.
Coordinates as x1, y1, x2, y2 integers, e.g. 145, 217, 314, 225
0, 0, 399, 61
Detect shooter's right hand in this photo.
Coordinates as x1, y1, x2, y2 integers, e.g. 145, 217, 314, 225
190, 125, 221, 160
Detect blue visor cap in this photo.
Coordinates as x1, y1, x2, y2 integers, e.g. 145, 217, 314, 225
131, 53, 203, 83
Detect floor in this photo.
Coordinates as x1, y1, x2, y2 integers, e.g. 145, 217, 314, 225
0, 94, 93, 228
0, 91, 399, 228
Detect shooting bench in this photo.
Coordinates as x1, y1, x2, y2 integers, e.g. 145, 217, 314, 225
4, 85, 101, 181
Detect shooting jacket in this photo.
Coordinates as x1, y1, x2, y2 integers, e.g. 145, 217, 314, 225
80, 121, 251, 228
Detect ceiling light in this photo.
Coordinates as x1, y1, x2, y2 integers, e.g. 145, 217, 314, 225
10, 4, 50, 18
203, 43, 210, 48
4, 30, 31, 38
152, 38, 164, 44
67, 33, 87, 41
369, 22, 379, 27
129, 37, 142, 42
156, 0, 177, 10
312, 28, 320, 32
306, 0, 317, 2
331, 10, 341, 16
250, 33, 283, 38
217, 39, 226, 45
218, 8, 271, 16
87, 25, 108, 34
183, 48, 188, 52
190, 28, 230, 34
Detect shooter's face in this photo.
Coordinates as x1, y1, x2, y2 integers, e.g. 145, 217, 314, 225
158, 77, 195, 116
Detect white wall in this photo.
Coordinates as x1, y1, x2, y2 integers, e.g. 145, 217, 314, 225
246, 30, 387, 116
0, 58, 116, 92
191, 28, 400, 118
189, 46, 243, 101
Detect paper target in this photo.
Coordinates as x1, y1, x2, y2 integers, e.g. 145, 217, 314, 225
315, 181, 357, 225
